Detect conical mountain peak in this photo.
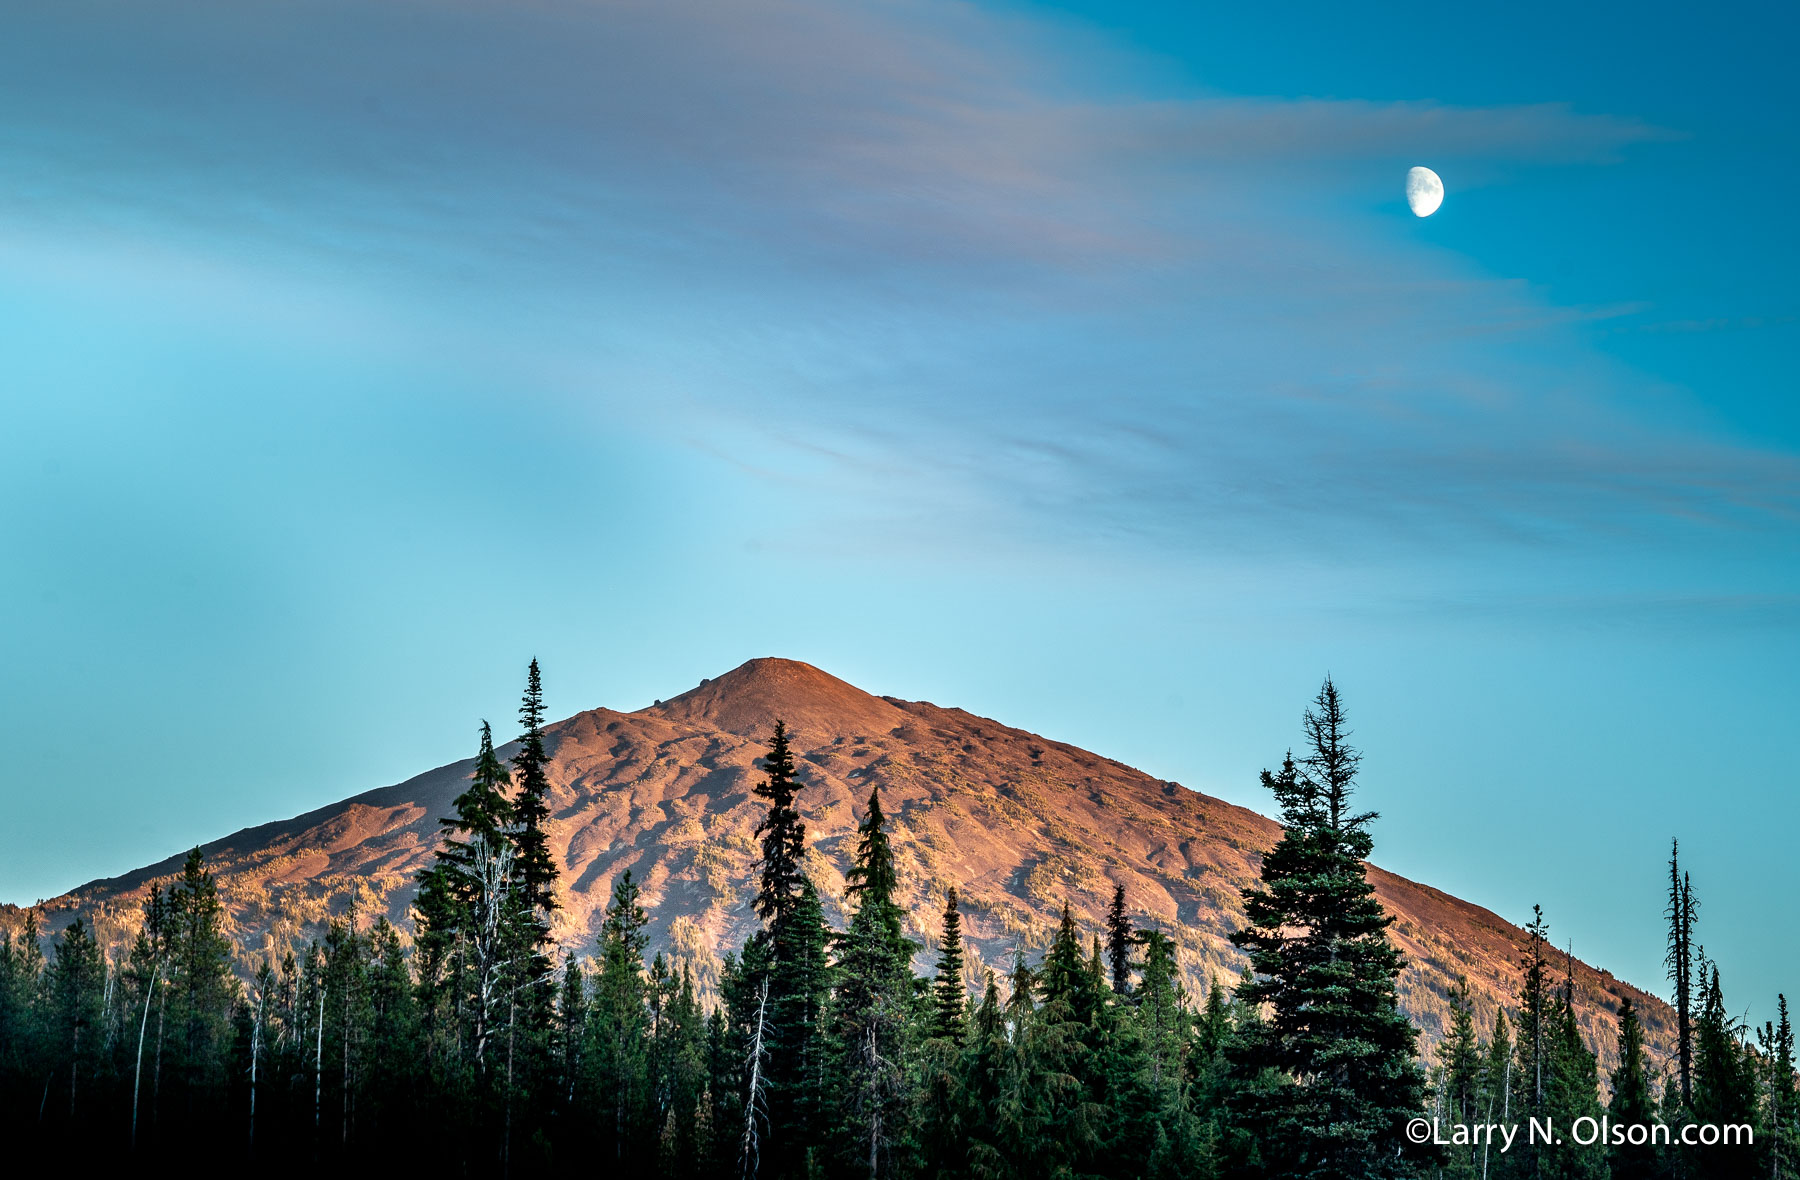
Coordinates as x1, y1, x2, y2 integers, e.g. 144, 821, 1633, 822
642, 657, 906, 741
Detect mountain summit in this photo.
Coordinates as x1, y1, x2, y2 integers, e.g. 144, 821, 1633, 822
34, 657, 1671, 1063
644, 657, 908, 739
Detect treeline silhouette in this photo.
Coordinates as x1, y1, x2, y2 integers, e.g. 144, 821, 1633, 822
0, 665, 1795, 1179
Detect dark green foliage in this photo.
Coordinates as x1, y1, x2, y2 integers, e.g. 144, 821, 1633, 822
1227, 679, 1426, 1179
753, 720, 807, 926
1105, 884, 1133, 998
1667, 838, 1698, 1109
510, 658, 560, 921
1688, 959, 1757, 1178
1609, 996, 1658, 1180
12, 665, 1788, 1180
930, 887, 968, 1043
1759, 995, 1800, 1180
46, 916, 105, 1123
828, 787, 917, 1178
1435, 977, 1482, 1178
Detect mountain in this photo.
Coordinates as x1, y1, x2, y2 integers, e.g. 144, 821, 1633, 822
27, 656, 1671, 1064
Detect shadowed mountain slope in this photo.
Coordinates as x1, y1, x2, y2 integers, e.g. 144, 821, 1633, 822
31, 657, 1672, 1064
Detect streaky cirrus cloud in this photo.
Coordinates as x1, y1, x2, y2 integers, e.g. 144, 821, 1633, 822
0, 0, 1786, 571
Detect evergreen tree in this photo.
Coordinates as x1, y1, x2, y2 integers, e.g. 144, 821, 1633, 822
1033, 906, 1105, 1177
1134, 930, 1210, 1180
510, 658, 560, 940
930, 888, 968, 1044
1479, 1010, 1513, 1180
45, 916, 105, 1124
165, 847, 237, 1116
1546, 962, 1606, 1180
1506, 906, 1556, 1180
828, 787, 918, 1178
1106, 884, 1134, 998
1689, 959, 1757, 1178
430, 721, 520, 1081
747, 720, 834, 1178
1227, 679, 1426, 1179
1609, 996, 1658, 1180
1758, 995, 1799, 1180
1666, 839, 1698, 1109
589, 869, 653, 1166
0, 911, 47, 1122
754, 721, 807, 927
1436, 978, 1483, 1178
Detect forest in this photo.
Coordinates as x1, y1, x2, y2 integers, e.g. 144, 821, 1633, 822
0, 663, 1795, 1179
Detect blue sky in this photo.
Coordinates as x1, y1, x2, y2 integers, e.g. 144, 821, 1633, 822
2, 0, 1796, 1021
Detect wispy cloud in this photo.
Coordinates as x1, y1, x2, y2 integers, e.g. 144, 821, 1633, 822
0, 0, 1784, 569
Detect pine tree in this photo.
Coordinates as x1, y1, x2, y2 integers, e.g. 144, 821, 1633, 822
1437, 978, 1483, 1178
364, 917, 420, 1149
590, 869, 653, 1167
1106, 885, 1134, 998
1609, 996, 1658, 1180
1227, 679, 1426, 1179
1134, 930, 1209, 1180
510, 658, 559, 936
165, 847, 237, 1117
747, 720, 834, 1178
930, 888, 968, 1043
754, 721, 807, 927
1759, 995, 1799, 1180
429, 721, 519, 1082
1546, 961, 1606, 1180
1034, 906, 1105, 1177
1479, 1010, 1513, 1180
46, 916, 105, 1124
1666, 839, 1698, 1109
828, 787, 917, 1178
1507, 906, 1556, 1180
1689, 959, 1757, 1178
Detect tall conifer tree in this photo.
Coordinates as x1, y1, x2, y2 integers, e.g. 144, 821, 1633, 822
1227, 679, 1425, 1179
1666, 839, 1698, 1109
1609, 997, 1658, 1180
930, 889, 968, 1043
829, 787, 917, 1178
1106, 885, 1134, 998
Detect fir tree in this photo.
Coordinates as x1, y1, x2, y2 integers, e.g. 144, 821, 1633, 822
1106, 884, 1134, 998
1437, 978, 1483, 1178
829, 787, 918, 1178
1666, 839, 1698, 1109
1609, 996, 1658, 1180
1227, 679, 1426, 1179
1507, 906, 1556, 1180
165, 847, 237, 1113
930, 888, 968, 1044
1689, 959, 1757, 1178
510, 658, 559, 932
1759, 995, 1799, 1180
46, 916, 105, 1123
590, 869, 653, 1166
753, 721, 807, 927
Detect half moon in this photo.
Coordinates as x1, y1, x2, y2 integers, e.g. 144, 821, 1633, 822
1406, 166, 1444, 217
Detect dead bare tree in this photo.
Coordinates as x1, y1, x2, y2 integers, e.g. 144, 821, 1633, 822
130, 960, 162, 1150
740, 978, 771, 1180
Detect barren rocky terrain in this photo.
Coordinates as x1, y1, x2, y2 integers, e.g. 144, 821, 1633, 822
25, 657, 1673, 1066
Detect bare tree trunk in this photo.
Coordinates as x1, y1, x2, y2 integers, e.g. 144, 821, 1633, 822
131, 962, 160, 1149
153, 986, 165, 1130
250, 990, 262, 1154
68, 1023, 79, 1120
315, 986, 325, 1136
740, 979, 771, 1180
343, 973, 352, 1147
505, 992, 517, 1178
